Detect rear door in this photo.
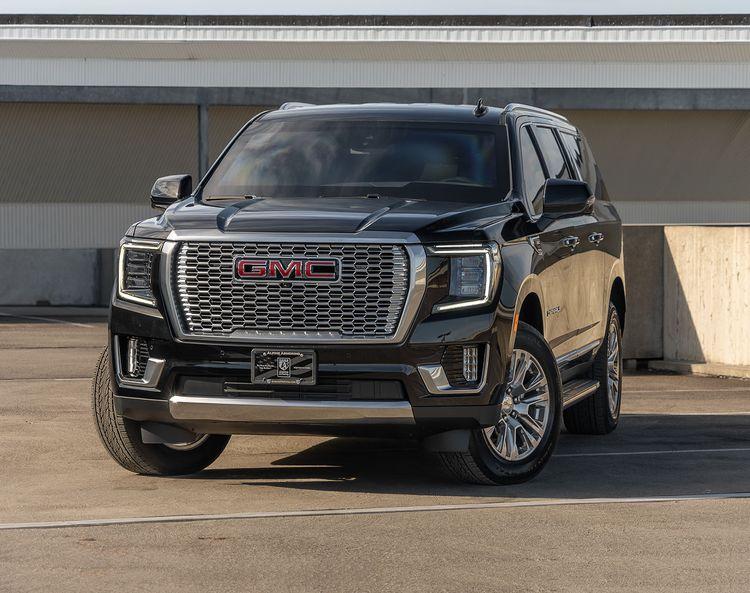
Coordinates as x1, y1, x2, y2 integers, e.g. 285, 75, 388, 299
559, 130, 611, 348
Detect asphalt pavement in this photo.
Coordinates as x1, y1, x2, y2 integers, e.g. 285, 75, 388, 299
1, 312, 749, 593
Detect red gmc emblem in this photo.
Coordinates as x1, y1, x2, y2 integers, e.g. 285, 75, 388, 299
234, 258, 340, 282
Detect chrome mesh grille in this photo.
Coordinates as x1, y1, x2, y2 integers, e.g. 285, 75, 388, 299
174, 243, 409, 339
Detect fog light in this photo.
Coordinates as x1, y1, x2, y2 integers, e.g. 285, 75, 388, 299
123, 336, 150, 379
126, 337, 139, 376
463, 345, 479, 382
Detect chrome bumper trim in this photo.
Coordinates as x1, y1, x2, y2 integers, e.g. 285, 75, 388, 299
168, 396, 416, 425
417, 348, 491, 395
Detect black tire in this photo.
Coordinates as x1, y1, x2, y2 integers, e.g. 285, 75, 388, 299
91, 348, 230, 475
563, 303, 622, 435
437, 322, 563, 485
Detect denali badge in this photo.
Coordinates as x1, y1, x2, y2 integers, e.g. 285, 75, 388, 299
234, 258, 340, 282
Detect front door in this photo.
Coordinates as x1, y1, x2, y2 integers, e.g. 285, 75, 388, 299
518, 124, 589, 358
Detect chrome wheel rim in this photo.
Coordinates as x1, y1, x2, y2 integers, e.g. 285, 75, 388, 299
483, 349, 550, 462
606, 319, 621, 417
164, 434, 209, 451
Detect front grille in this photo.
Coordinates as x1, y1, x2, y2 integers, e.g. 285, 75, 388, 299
174, 242, 409, 339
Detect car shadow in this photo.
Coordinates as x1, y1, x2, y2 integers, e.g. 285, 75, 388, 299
188, 413, 750, 500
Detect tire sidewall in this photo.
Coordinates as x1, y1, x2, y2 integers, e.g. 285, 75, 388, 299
469, 323, 563, 484
92, 347, 229, 475
603, 305, 623, 428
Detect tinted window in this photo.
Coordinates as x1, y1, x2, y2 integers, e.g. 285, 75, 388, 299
201, 119, 509, 203
520, 127, 547, 215
534, 127, 570, 180
561, 131, 596, 190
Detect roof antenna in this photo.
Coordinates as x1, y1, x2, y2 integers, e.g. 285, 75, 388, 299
474, 97, 488, 117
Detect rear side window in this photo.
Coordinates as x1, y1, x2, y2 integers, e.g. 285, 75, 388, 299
519, 127, 546, 215
534, 127, 571, 181
560, 131, 597, 192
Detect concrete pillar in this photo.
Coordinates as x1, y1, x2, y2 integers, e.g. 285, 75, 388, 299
621, 226, 664, 359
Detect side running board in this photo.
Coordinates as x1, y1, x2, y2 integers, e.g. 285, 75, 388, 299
562, 379, 600, 409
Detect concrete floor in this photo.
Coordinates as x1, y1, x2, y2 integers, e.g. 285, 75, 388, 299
1, 314, 749, 592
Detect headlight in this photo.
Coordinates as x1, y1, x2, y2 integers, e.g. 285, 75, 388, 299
117, 239, 162, 306
429, 243, 500, 312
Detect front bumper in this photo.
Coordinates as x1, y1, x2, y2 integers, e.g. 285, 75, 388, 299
110, 235, 514, 437
115, 392, 501, 438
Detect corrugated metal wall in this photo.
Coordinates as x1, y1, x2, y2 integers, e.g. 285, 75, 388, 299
208, 106, 269, 162
0, 103, 271, 248
6, 59, 750, 89
564, 110, 750, 202
0, 103, 198, 204
3, 105, 750, 249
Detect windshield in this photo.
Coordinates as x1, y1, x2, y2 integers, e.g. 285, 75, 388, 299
200, 118, 510, 202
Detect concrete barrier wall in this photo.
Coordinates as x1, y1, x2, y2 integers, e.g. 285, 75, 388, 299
0, 248, 114, 306
663, 226, 750, 367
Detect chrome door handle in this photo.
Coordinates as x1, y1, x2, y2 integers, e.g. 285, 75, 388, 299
562, 236, 580, 250
588, 232, 604, 245
528, 236, 543, 255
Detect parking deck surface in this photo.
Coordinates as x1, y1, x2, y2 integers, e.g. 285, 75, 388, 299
1, 313, 749, 592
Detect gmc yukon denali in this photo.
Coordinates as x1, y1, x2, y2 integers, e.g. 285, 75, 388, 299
92, 102, 625, 484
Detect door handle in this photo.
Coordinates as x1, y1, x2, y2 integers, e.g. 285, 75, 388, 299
588, 232, 604, 245
528, 236, 543, 255
562, 236, 580, 250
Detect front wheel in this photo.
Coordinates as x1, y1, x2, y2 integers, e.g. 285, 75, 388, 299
91, 348, 230, 475
438, 322, 563, 485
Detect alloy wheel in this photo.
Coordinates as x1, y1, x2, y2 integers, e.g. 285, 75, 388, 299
482, 349, 551, 462
606, 319, 621, 418
164, 434, 210, 451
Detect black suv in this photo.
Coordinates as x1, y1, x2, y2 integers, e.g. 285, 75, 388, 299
93, 102, 625, 484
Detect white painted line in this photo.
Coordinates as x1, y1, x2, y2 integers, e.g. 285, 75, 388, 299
627, 388, 750, 394
2, 492, 749, 531
557, 447, 750, 458
0, 312, 94, 328
625, 412, 750, 416
0, 377, 91, 383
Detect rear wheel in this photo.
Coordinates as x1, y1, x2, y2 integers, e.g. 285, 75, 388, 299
91, 348, 230, 475
437, 322, 563, 485
563, 303, 622, 435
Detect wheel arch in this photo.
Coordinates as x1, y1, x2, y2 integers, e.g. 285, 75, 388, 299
508, 274, 546, 353
518, 292, 544, 335
610, 276, 626, 333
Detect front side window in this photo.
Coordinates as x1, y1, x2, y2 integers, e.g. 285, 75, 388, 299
201, 119, 510, 203
520, 127, 546, 215
534, 127, 571, 181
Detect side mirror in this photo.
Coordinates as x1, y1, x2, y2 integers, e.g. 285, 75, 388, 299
150, 175, 192, 210
541, 178, 594, 217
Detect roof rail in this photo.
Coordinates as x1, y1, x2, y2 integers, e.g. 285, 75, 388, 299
503, 103, 569, 122
279, 102, 316, 111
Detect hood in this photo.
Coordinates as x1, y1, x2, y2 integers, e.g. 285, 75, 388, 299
134, 196, 517, 242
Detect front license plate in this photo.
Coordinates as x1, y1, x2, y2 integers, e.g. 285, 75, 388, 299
251, 349, 316, 385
